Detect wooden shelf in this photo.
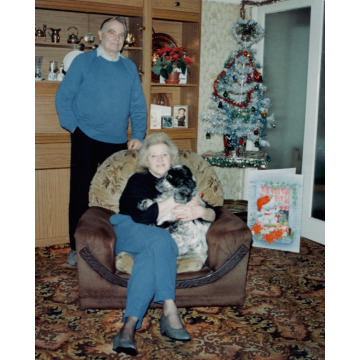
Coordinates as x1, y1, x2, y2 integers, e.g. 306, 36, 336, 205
35, 41, 142, 51
149, 128, 196, 137
151, 83, 198, 87
35, 0, 144, 16
36, 133, 70, 144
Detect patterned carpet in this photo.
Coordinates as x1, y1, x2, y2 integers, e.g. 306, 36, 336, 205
35, 238, 325, 359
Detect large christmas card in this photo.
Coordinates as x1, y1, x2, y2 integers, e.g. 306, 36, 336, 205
247, 169, 303, 253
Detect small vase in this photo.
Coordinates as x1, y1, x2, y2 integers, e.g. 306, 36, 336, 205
165, 71, 180, 84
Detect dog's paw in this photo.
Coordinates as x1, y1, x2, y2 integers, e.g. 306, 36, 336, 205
177, 253, 205, 273
137, 199, 154, 211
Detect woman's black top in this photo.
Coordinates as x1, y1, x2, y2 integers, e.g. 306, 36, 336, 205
120, 171, 161, 225
120, 170, 215, 226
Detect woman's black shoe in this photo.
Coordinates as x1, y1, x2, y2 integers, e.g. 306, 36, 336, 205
112, 331, 138, 356
160, 315, 191, 341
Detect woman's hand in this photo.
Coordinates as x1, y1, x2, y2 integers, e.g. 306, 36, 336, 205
157, 196, 177, 224
173, 195, 215, 223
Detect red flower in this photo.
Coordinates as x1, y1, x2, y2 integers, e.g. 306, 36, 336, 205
152, 43, 193, 78
251, 223, 263, 235
263, 229, 283, 244
185, 57, 193, 65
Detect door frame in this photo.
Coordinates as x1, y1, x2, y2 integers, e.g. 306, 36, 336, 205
253, 0, 325, 244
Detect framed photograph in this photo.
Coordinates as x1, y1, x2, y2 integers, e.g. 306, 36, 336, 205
150, 104, 171, 129
173, 105, 188, 128
161, 115, 173, 128
247, 169, 303, 253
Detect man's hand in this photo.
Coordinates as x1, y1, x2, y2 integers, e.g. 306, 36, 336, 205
128, 139, 143, 150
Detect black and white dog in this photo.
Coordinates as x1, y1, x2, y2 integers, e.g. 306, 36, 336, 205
138, 165, 212, 264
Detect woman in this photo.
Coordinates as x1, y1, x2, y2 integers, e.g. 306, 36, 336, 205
110, 132, 215, 356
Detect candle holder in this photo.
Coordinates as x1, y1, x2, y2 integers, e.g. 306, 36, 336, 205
48, 60, 58, 81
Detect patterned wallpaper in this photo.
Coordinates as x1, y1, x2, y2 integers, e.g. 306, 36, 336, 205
198, 1, 250, 154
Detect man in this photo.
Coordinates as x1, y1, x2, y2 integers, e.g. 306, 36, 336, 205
55, 16, 147, 266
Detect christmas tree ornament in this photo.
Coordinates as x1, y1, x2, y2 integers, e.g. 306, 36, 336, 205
232, 19, 265, 48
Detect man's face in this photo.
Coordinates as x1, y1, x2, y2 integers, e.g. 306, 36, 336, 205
98, 20, 125, 58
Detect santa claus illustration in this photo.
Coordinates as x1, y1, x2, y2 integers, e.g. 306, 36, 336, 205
257, 195, 280, 226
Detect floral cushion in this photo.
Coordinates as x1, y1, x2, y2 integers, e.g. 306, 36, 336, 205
89, 149, 224, 213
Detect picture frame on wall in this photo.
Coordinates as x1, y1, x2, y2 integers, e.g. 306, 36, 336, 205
173, 105, 188, 128
247, 169, 303, 253
161, 115, 173, 128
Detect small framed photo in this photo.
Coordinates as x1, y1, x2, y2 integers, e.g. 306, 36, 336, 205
150, 104, 171, 129
161, 115, 173, 128
173, 105, 188, 128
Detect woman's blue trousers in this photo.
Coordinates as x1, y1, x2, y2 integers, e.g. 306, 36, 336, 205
110, 214, 178, 329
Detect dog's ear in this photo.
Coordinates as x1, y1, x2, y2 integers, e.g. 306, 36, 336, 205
181, 165, 196, 182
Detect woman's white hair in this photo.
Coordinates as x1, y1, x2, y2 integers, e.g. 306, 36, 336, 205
135, 132, 180, 173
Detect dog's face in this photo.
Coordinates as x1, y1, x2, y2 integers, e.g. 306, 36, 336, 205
156, 165, 197, 204
164, 165, 196, 189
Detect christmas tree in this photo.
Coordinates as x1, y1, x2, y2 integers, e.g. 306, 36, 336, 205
201, 19, 275, 152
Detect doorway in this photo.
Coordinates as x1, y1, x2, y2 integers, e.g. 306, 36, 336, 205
253, 0, 325, 244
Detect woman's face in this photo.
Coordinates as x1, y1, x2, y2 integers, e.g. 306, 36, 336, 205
147, 143, 171, 178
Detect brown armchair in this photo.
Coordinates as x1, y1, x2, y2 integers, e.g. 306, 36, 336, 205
75, 149, 252, 310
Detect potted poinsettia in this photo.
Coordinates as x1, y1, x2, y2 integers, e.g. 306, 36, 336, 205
152, 43, 193, 83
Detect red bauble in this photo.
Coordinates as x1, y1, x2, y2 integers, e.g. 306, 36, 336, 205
254, 129, 259, 135
253, 69, 261, 82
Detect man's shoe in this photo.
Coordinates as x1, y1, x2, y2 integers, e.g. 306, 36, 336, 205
113, 331, 138, 356
160, 315, 191, 341
67, 249, 77, 266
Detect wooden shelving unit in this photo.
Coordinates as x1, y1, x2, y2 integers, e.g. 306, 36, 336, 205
35, 0, 202, 247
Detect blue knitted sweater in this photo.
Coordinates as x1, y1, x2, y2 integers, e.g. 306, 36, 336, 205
55, 50, 147, 144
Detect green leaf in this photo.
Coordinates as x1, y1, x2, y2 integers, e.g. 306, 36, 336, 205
165, 64, 173, 74
178, 61, 186, 74
160, 68, 169, 79
151, 64, 162, 75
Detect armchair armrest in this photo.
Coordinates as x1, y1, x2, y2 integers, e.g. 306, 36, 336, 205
205, 206, 252, 271
75, 206, 116, 272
